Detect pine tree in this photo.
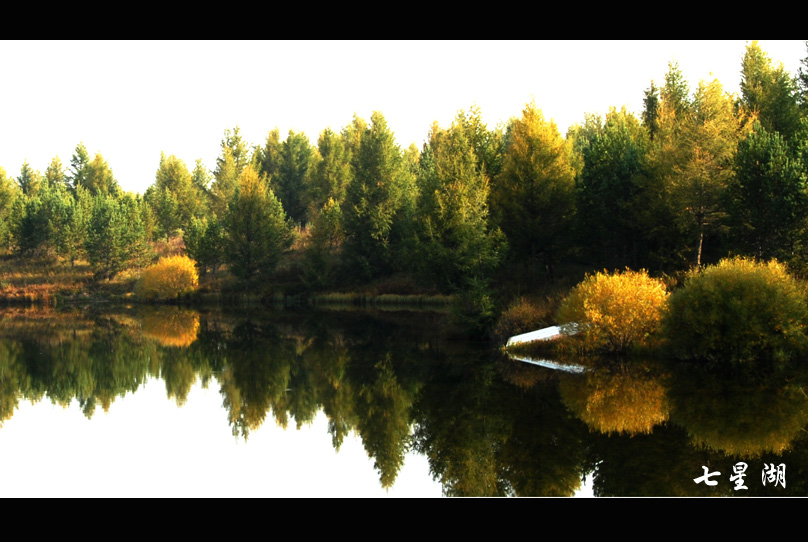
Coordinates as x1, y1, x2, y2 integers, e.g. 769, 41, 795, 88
17, 160, 42, 196
574, 107, 648, 270
740, 41, 802, 144
416, 110, 505, 292
728, 121, 808, 262
224, 165, 294, 291
342, 111, 416, 280
491, 101, 576, 281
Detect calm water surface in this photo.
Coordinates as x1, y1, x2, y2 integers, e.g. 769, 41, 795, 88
1, 304, 807, 497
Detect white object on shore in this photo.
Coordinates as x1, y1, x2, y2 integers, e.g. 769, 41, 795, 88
505, 325, 563, 347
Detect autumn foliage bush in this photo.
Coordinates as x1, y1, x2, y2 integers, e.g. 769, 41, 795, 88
136, 255, 198, 300
557, 269, 668, 354
662, 257, 808, 363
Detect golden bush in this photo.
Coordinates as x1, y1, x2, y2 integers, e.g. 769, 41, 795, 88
140, 306, 200, 347
557, 269, 668, 353
136, 255, 199, 301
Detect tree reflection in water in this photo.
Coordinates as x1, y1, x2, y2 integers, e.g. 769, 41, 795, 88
2, 306, 808, 496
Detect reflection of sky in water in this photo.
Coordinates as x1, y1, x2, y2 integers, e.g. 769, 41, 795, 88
0, 377, 442, 498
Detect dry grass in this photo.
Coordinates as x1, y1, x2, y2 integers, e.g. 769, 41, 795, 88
0, 254, 94, 304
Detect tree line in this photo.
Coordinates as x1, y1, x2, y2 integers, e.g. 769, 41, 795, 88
2, 41, 808, 327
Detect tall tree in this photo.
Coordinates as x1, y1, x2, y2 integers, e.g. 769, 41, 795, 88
727, 121, 808, 262
574, 107, 649, 270
146, 152, 202, 237
669, 78, 748, 267
739, 40, 802, 144
416, 112, 505, 292
255, 128, 283, 187
642, 81, 660, 140
44, 157, 68, 189
81, 153, 120, 196
224, 165, 294, 291
211, 127, 251, 218
275, 130, 314, 227
0, 167, 20, 251
491, 101, 576, 281
343, 111, 417, 280
68, 142, 90, 193
307, 128, 353, 216
16, 160, 42, 196
85, 194, 135, 279
798, 41, 808, 113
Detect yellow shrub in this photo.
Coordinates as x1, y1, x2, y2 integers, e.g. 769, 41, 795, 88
141, 306, 200, 347
136, 255, 198, 301
557, 269, 668, 353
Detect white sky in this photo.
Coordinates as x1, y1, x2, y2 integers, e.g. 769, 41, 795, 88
1, 40, 805, 195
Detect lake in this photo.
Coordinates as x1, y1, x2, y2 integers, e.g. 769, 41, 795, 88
1, 304, 806, 497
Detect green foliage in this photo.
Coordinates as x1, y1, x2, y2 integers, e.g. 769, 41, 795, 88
308, 128, 353, 215
81, 152, 121, 197
343, 112, 417, 280
146, 152, 203, 238
667, 78, 747, 266
274, 130, 314, 227
185, 216, 226, 276
740, 41, 802, 143
302, 198, 344, 290
727, 122, 808, 262
557, 269, 668, 354
492, 101, 575, 280
67, 142, 90, 193
10, 193, 51, 257
85, 193, 151, 280
45, 183, 89, 266
662, 257, 808, 363
415, 110, 505, 293
224, 165, 294, 289
574, 107, 648, 269
16, 160, 42, 196
0, 167, 20, 250
211, 127, 251, 218
44, 156, 68, 189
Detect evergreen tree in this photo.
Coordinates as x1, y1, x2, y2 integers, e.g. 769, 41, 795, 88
85, 194, 132, 280
0, 167, 20, 251
308, 128, 353, 215
728, 121, 808, 262
275, 130, 314, 227
81, 153, 121, 196
17, 160, 42, 196
574, 107, 649, 270
662, 61, 691, 119
10, 193, 50, 257
642, 81, 660, 140
491, 101, 576, 281
68, 142, 90, 193
185, 216, 226, 276
740, 41, 802, 144
798, 41, 808, 113
211, 127, 251, 219
342, 111, 417, 280
255, 128, 283, 188
49, 184, 91, 266
224, 165, 294, 291
416, 111, 505, 293
44, 156, 68, 189
146, 152, 202, 238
